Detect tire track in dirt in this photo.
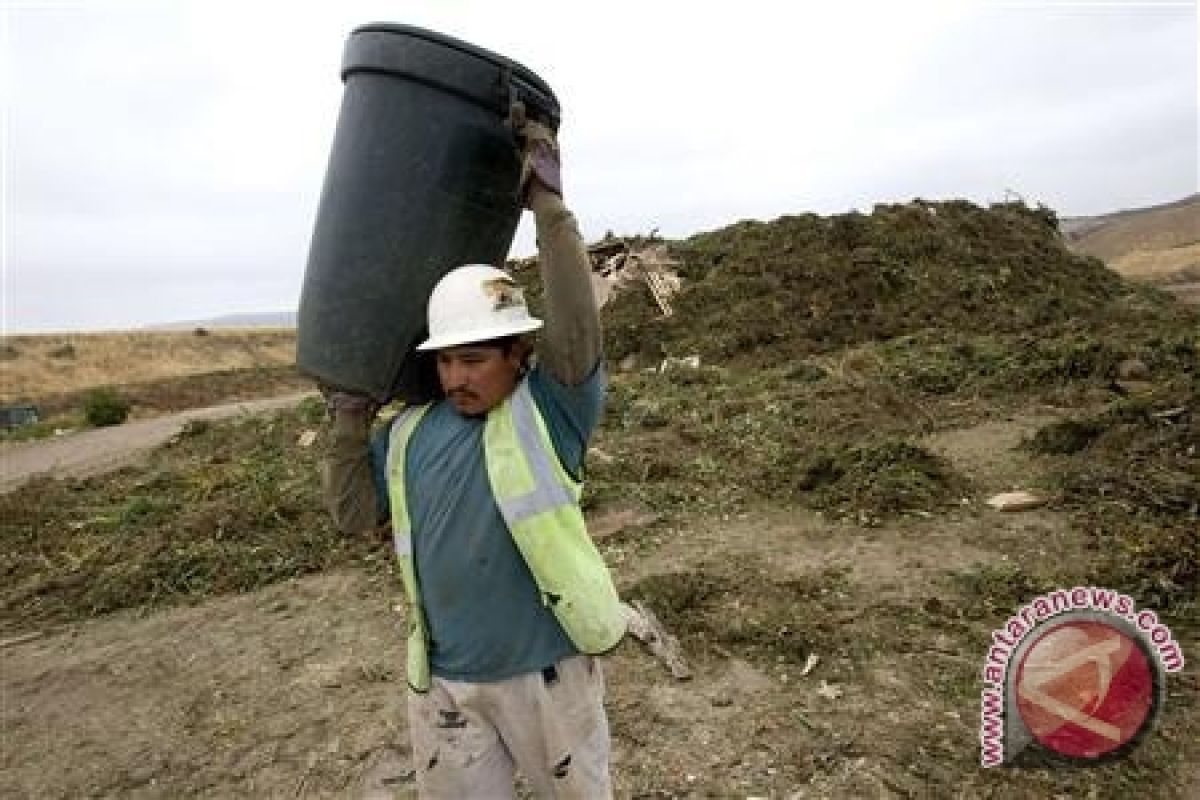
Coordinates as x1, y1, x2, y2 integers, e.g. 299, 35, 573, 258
0, 392, 316, 494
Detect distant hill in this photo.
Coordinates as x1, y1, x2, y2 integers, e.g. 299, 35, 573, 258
1062, 193, 1199, 258
152, 311, 297, 330
1061, 194, 1200, 304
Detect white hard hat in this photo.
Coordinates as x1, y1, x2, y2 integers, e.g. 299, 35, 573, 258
416, 264, 543, 351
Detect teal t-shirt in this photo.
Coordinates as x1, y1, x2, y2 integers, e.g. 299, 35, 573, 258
371, 363, 606, 682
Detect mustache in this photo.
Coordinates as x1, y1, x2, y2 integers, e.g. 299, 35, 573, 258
448, 389, 478, 401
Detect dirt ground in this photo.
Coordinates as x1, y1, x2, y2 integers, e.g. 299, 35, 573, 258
3, 405, 1197, 798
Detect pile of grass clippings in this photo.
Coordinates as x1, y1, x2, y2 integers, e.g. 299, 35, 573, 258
601, 200, 1190, 368
0, 398, 386, 633
1027, 390, 1199, 622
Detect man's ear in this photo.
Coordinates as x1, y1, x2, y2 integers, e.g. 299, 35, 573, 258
508, 336, 534, 370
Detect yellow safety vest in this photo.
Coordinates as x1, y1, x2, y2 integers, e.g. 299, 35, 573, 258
386, 378, 626, 692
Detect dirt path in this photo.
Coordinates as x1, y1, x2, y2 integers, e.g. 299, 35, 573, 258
0, 392, 316, 494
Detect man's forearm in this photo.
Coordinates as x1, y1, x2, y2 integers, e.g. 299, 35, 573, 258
321, 411, 380, 537
531, 190, 601, 385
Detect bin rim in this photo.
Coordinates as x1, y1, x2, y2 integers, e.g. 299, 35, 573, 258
348, 22, 558, 105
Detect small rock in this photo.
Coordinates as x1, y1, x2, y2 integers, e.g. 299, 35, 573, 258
297, 429, 318, 448
1116, 358, 1149, 380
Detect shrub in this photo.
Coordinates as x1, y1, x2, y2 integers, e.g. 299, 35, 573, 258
84, 387, 131, 427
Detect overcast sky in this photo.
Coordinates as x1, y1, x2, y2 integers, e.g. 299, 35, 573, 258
2, 0, 1196, 333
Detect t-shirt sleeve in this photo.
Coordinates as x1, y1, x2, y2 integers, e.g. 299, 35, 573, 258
528, 360, 606, 480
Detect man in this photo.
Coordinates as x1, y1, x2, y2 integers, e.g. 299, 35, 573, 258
322, 115, 625, 798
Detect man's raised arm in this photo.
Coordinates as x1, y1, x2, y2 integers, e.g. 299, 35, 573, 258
518, 118, 601, 385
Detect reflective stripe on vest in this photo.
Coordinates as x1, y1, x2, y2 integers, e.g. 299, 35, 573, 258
495, 380, 578, 522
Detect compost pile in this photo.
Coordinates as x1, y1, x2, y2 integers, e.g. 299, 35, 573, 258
601, 199, 1189, 366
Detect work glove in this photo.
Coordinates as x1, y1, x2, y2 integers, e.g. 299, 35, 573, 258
509, 101, 562, 204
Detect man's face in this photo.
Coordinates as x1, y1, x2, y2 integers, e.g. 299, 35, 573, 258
435, 343, 525, 416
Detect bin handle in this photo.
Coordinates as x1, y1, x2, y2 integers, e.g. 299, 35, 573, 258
500, 65, 559, 133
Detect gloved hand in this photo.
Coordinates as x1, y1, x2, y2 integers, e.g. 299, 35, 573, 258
509, 101, 562, 204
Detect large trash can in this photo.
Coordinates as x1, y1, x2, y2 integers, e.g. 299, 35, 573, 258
297, 23, 560, 403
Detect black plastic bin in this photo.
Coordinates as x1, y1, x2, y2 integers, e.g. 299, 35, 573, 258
297, 23, 560, 402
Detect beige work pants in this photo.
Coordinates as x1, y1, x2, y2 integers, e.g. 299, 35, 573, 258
407, 655, 611, 799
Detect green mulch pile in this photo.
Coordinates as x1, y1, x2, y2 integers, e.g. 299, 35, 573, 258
0, 399, 386, 633
601, 200, 1188, 367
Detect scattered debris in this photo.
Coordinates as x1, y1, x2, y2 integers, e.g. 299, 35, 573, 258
1150, 406, 1188, 421
986, 490, 1048, 512
799, 653, 820, 678
514, 234, 683, 316
587, 237, 683, 316
621, 600, 692, 680
816, 680, 844, 701
658, 355, 701, 373
297, 429, 318, 448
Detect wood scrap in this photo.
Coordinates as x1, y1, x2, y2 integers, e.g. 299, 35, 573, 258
621, 600, 691, 680
514, 233, 683, 317
986, 490, 1047, 511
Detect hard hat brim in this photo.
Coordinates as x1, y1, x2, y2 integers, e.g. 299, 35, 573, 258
416, 317, 543, 352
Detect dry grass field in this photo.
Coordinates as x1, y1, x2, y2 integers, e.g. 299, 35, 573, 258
1109, 242, 1200, 283
1065, 194, 1200, 303
1065, 194, 1200, 262
0, 328, 298, 402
